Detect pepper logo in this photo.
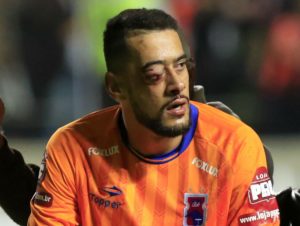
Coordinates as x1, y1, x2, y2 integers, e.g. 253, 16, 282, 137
102, 186, 123, 197
183, 193, 208, 226
89, 193, 123, 209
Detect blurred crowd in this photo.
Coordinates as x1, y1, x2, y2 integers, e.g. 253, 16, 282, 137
0, 0, 300, 137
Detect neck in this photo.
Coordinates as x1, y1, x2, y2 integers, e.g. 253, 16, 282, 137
128, 130, 182, 156
120, 115, 182, 156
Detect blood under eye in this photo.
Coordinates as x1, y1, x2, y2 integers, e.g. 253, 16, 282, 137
144, 73, 163, 83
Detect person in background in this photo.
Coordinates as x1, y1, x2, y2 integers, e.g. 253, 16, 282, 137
259, 7, 300, 133
17, 0, 72, 134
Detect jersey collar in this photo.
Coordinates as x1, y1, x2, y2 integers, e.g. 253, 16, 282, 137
119, 103, 198, 164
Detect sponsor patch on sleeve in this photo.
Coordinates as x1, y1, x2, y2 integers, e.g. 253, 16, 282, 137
239, 209, 280, 226
33, 191, 53, 207
248, 167, 276, 205
239, 167, 280, 225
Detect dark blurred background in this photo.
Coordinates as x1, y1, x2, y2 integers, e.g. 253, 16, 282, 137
0, 0, 300, 137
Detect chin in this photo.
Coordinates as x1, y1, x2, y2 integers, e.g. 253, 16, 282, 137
165, 113, 189, 126
157, 118, 191, 137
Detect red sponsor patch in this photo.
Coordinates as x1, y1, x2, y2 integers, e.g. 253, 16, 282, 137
248, 167, 276, 205
33, 191, 53, 207
239, 167, 280, 225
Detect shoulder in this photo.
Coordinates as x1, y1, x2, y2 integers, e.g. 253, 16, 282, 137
192, 101, 249, 136
46, 105, 121, 153
191, 101, 263, 160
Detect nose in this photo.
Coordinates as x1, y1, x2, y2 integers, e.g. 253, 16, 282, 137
165, 67, 186, 95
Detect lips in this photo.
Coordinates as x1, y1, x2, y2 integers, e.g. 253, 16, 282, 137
166, 97, 188, 116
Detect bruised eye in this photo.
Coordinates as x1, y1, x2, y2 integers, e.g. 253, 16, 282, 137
143, 64, 165, 84
144, 73, 163, 84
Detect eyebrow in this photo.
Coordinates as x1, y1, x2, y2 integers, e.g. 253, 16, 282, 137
141, 54, 187, 71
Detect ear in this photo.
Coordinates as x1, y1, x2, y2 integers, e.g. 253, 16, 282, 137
105, 72, 126, 102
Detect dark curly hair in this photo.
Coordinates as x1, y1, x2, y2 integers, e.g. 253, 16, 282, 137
103, 8, 180, 73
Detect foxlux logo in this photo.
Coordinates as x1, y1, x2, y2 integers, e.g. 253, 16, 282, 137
248, 167, 276, 204
88, 145, 119, 157
192, 157, 218, 177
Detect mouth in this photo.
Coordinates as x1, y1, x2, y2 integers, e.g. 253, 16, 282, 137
166, 96, 188, 116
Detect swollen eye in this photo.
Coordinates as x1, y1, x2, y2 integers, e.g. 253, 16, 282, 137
144, 74, 162, 83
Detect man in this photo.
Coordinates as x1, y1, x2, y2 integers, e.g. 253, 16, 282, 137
1, 100, 300, 226
25, 8, 280, 225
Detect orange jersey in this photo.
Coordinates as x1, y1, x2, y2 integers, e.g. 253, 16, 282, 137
28, 101, 280, 226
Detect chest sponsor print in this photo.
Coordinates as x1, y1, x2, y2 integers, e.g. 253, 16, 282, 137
88, 145, 119, 157
191, 157, 218, 177
89, 185, 124, 210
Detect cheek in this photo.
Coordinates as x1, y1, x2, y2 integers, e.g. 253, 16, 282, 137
135, 83, 163, 100
134, 90, 164, 114
127, 77, 167, 109
146, 88, 166, 107
136, 93, 160, 110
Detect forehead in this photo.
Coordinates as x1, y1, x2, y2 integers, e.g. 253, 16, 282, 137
125, 29, 185, 63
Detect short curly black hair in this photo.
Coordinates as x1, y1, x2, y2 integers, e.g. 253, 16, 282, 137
103, 8, 179, 73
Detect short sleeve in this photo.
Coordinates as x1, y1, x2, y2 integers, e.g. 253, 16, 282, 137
227, 126, 280, 226
28, 130, 79, 226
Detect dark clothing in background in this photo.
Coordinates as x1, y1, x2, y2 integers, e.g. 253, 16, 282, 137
259, 14, 300, 133
277, 188, 300, 226
14, 0, 73, 136
18, 0, 71, 100
193, 12, 248, 96
0, 139, 37, 226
